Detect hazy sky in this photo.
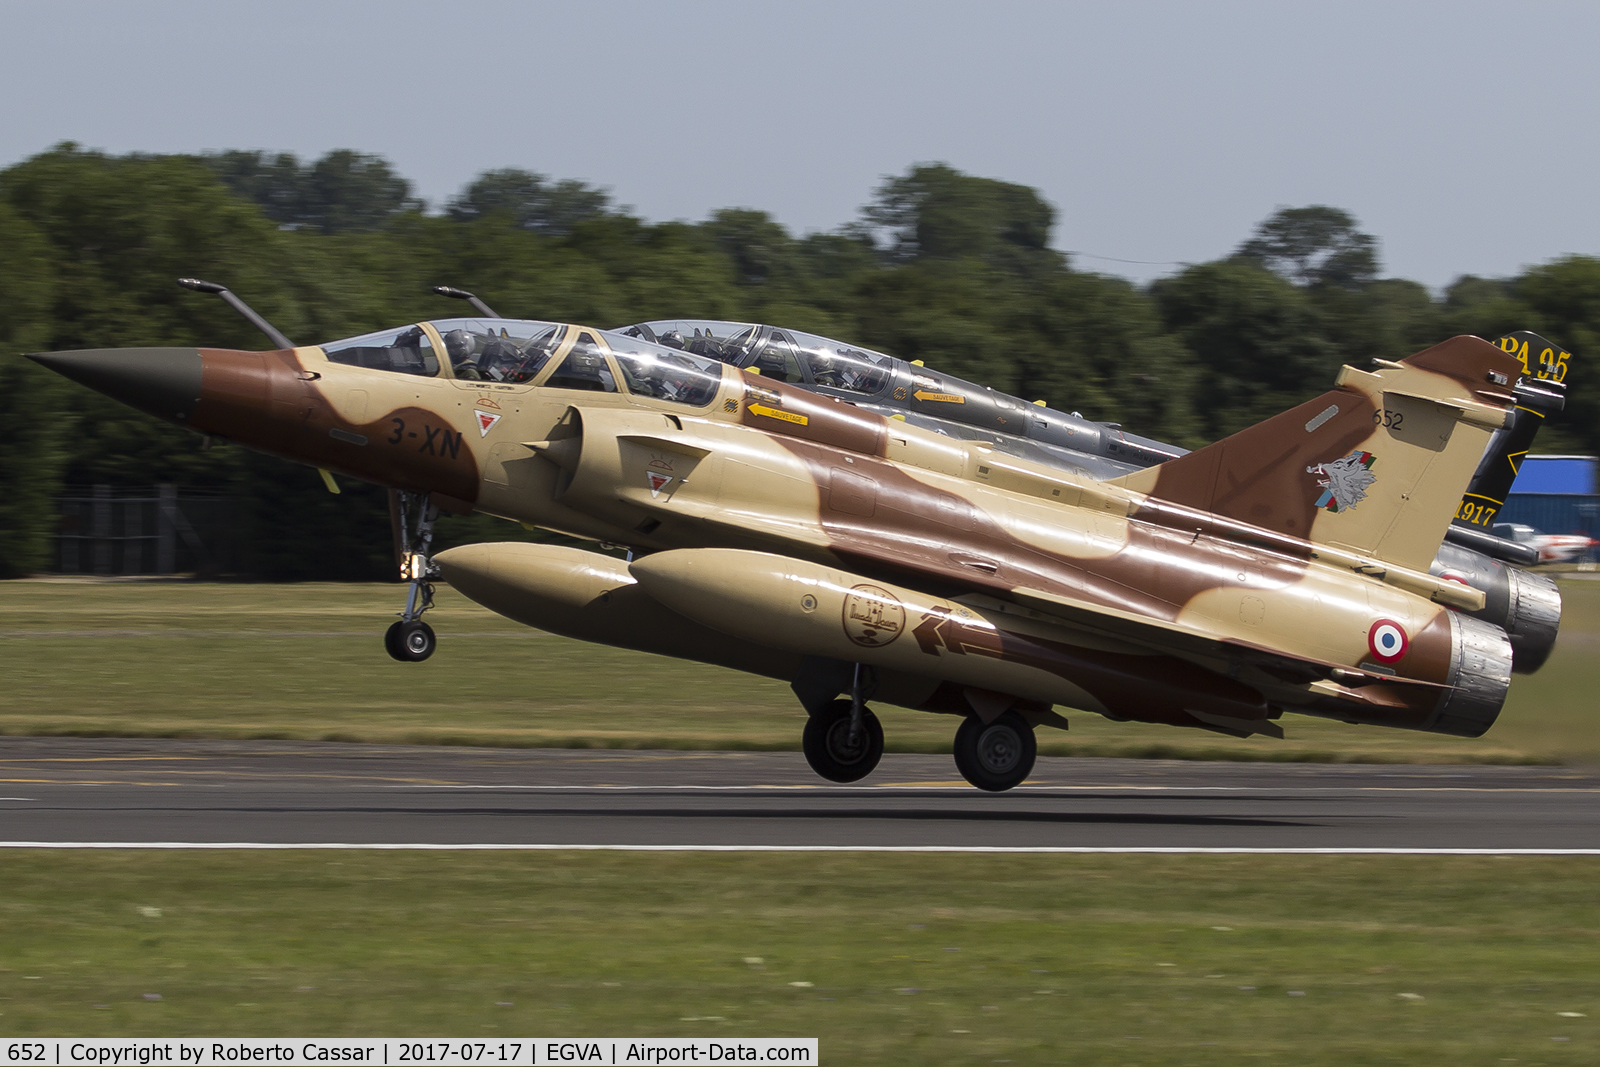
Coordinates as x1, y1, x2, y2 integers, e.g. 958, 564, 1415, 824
3, 0, 1595, 288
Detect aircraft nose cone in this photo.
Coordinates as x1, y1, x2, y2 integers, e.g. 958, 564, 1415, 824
27, 347, 204, 425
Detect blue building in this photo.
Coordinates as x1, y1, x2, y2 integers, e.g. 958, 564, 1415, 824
1497, 455, 1600, 545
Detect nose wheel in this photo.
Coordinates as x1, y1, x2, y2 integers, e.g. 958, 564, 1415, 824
385, 618, 437, 662
386, 490, 440, 663
952, 711, 1036, 792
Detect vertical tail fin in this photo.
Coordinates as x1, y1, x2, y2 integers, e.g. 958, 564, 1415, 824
1453, 331, 1569, 529
1112, 336, 1523, 572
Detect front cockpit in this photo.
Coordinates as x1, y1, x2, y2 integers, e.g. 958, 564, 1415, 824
313, 318, 727, 408
435, 319, 564, 383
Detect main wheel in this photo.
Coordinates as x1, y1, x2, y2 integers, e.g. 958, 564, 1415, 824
952, 711, 1036, 792
385, 619, 436, 662
802, 699, 884, 783
383, 620, 406, 660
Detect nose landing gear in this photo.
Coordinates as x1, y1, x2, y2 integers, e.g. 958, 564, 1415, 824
385, 490, 440, 663
385, 614, 436, 662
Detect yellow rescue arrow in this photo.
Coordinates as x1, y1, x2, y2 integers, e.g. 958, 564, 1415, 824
749, 403, 809, 426
913, 390, 965, 404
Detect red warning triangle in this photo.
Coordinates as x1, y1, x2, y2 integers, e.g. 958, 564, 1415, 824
647, 471, 672, 497
476, 411, 502, 437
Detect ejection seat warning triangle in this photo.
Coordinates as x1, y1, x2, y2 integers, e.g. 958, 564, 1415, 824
647, 471, 673, 498
476, 411, 502, 437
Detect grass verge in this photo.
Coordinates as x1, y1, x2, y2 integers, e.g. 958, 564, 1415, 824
0, 851, 1596, 1064
1, 579, 1596, 764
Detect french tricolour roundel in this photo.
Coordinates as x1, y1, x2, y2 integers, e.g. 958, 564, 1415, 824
1368, 619, 1409, 663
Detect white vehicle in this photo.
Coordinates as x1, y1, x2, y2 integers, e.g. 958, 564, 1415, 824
1492, 523, 1597, 563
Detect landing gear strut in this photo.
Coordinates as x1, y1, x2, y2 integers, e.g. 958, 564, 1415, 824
952, 711, 1036, 792
385, 490, 439, 663
801, 664, 883, 783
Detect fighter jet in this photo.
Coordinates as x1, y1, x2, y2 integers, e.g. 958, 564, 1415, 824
29, 280, 1530, 790
607, 315, 1566, 674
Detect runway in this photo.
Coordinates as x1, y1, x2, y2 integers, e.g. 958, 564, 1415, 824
1, 738, 1597, 852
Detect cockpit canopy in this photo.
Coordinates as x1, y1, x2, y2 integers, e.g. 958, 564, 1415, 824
618, 320, 894, 398
319, 324, 442, 377
317, 318, 727, 407
612, 317, 1188, 472
428, 318, 565, 383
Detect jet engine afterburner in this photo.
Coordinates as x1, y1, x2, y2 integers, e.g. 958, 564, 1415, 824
1425, 613, 1515, 738
1430, 542, 1561, 673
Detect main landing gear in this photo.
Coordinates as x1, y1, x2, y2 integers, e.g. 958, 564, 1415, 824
801, 665, 884, 783
952, 710, 1037, 792
796, 668, 1040, 792
803, 699, 885, 782
385, 490, 439, 663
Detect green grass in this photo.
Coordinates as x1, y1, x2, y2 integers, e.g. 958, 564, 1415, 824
1, 578, 1597, 763
0, 851, 1595, 1064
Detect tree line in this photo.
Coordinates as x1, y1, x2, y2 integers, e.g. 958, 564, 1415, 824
1, 143, 1595, 579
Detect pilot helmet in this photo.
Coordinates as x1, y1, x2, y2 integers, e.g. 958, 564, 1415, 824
659, 330, 686, 350
443, 329, 476, 362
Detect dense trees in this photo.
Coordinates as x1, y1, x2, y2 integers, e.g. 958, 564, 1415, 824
1, 144, 1595, 578
862, 163, 1057, 273
0, 201, 64, 576
446, 167, 614, 237
1151, 260, 1336, 440
1235, 205, 1380, 289
204, 149, 421, 234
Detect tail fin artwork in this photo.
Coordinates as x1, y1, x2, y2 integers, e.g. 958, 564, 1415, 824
1112, 336, 1523, 572
1453, 331, 1569, 530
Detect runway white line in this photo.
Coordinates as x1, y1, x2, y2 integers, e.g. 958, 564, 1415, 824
390, 784, 1600, 794
1, 842, 1598, 855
